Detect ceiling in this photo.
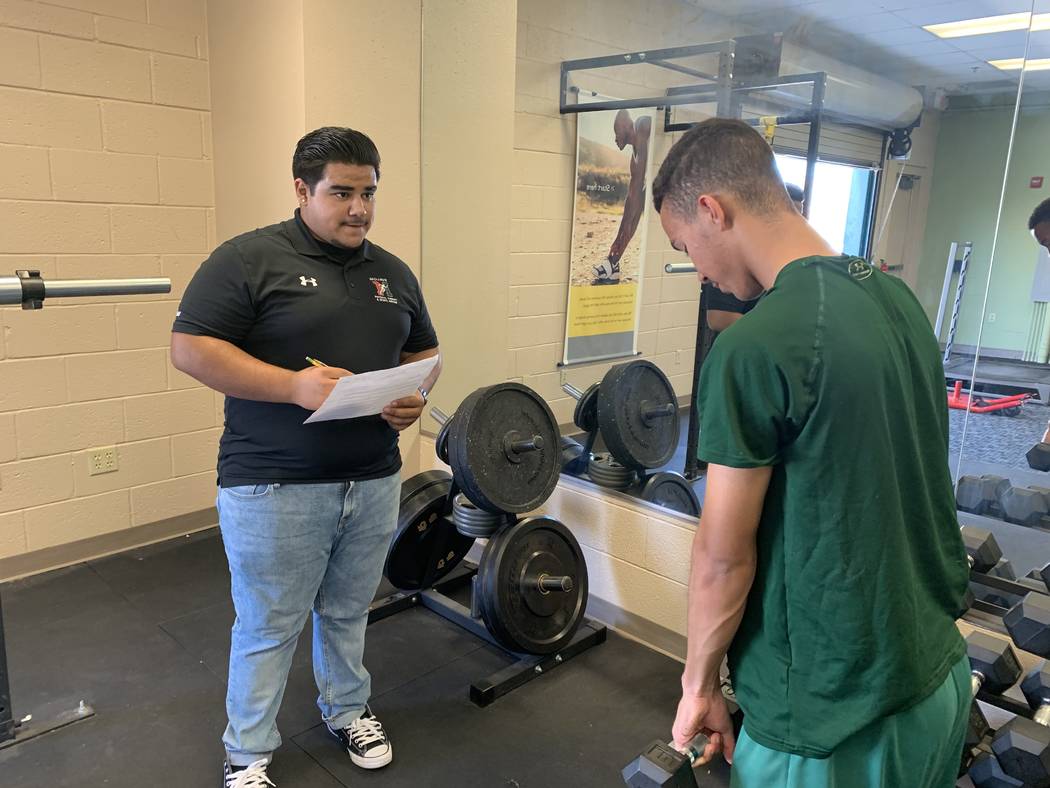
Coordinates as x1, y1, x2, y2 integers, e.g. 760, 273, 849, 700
686, 0, 1050, 96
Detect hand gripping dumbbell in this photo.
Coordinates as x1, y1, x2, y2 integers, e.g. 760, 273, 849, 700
622, 701, 743, 788
992, 660, 1050, 787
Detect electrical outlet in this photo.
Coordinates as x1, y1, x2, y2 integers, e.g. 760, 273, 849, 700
89, 447, 119, 476
988, 312, 997, 323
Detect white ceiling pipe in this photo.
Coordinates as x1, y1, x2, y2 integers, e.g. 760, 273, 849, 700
770, 39, 924, 129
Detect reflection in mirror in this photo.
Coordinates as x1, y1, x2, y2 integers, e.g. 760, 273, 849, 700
536, 1, 1028, 527
925, 1, 1050, 602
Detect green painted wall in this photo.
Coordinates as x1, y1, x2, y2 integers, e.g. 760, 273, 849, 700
916, 104, 1050, 355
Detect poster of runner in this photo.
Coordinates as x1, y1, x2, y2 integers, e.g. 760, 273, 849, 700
562, 103, 653, 364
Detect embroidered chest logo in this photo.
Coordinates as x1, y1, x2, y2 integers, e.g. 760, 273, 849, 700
369, 277, 398, 304
299, 275, 318, 287
847, 260, 872, 281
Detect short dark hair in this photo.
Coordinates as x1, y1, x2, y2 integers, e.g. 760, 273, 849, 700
1030, 198, 1050, 230
652, 118, 792, 217
785, 183, 804, 204
292, 127, 381, 192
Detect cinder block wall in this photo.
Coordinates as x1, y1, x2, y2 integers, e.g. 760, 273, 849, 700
0, 0, 217, 564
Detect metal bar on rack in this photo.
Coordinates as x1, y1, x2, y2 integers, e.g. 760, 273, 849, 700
942, 242, 973, 363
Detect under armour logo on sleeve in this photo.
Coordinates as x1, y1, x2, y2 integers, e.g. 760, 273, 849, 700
299, 276, 318, 287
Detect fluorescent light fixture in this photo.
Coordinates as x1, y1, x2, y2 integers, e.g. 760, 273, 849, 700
989, 57, 1050, 70
924, 12, 1050, 38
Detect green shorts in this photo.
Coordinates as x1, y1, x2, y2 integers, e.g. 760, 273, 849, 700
730, 655, 970, 788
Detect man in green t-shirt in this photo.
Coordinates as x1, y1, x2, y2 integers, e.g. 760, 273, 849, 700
650, 118, 970, 787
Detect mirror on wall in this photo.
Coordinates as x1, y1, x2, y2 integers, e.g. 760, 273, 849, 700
945, 0, 1050, 582
530, 1, 1028, 523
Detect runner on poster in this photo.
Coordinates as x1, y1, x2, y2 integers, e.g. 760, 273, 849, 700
563, 104, 653, 364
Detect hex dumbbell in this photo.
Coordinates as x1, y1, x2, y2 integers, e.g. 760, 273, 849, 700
966, 631, 1023, 754
992, 661, 1050, 787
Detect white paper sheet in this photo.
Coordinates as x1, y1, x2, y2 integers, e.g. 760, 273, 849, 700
303, 356, 438, 424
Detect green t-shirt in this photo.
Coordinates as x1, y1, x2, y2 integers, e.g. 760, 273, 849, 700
698, 255, 967, 758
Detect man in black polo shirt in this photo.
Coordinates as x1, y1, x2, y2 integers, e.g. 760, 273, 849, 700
171, 127, 440, 788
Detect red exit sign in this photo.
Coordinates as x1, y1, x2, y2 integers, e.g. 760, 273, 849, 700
1032, 176, 1044, 188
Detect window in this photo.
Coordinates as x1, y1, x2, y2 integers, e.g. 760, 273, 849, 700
775, 154, 877, 258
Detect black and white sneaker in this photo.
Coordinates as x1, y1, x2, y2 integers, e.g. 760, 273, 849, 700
326, 705, 393, 769
223, 759, 275, 788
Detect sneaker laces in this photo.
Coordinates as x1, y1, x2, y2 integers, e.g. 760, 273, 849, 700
348, 716, 387, 749
227, 760, 274, 788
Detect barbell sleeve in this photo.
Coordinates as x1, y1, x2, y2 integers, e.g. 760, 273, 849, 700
0, 272, 171, 307
430, 407, 449, 426
664, 263, 696, 274
562, 383, 584, 400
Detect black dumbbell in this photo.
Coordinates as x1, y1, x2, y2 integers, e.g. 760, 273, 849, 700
958, 476, 1010, 517
992, 660, 1050, 787
623, 697, 742, 787
1029, 442, 1050, 472
963, 525, 1003, 573
967, 632, 1023, 753
970, 750, 1025, 787
1005, 593, 1050, 657
1000, 486, 1050, 528
622, 740, 702, 788
991, 559, 1017, 580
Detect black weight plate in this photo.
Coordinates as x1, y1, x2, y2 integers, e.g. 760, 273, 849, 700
478, 517, 587, 655
384, 470, 476, 590
573, 382, 600, 433
435, 418, 452, 464
639, 472, 701, 517
597, 360, 679, 470
447, 383, 561, 514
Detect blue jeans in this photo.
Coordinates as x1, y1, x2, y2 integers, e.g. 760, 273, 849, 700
216, 473, 401, 766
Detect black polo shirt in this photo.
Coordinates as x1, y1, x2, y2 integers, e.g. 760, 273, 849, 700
172, 211, 438, 486
706, 284, 759, 315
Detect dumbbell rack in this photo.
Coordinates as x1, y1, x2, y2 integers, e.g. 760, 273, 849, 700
368, 474, 607, 707
0, 271, 172, 750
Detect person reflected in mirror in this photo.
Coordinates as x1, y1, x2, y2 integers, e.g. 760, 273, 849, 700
652, 119, 968, 788
1030, 197, 1050, 253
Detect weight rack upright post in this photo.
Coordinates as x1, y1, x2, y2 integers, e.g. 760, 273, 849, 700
942, 242, 973, 364
0, 271, 170, 750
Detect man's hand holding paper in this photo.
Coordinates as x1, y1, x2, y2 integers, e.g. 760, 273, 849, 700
303, 356, 438, 425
